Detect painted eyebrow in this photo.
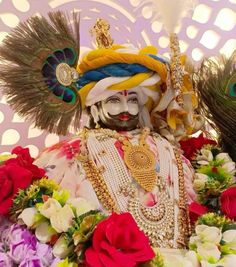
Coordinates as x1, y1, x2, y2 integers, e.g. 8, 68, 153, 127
117, 92, 137, 96
105, 92, 138, 102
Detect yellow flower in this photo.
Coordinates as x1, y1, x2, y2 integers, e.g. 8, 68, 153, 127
56, 258, 78, 267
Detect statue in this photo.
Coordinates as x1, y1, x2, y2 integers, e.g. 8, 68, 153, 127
0, 12, 200, 250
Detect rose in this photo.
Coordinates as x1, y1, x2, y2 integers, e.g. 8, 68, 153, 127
52, 235, 73, 258
179, 134, 217, 160
222, 254, 236, 267
35, 222, 56, 243
220, 187, 236, 220
39, 198, 62, 219
216, 153, 232, 163
160, 249, 200, 267
222, 230, 236, 252
189, 202, 208, 224
195, 225, 222, 244
222, 162, 236, 175
193, 173, 208, 191
18, 207, 38, 227
0, 252, 13, 266
0, 164, 33, 215
50, 205, 74, 233
200, 260, 222, 267
196, 149, 213, 165
0, 145, 46, 216
85, 213, 155, 267
197, 242, 221, 263
6, 146, 45, 179
68, 198, 95, 217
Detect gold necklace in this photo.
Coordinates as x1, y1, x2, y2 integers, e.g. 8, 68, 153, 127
76, 128, 189, 248
122, 128, 157, 192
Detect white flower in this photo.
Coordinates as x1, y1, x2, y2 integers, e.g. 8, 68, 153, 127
222, 254, 236, 267
35, 221, 56, 243
18, 207, 38, 227
195, 225, 222, 244
200, 260, 223, 267
222, 230, 236, 250
68, 197, 95, 217
197, 242, 221, 263
52, 235, 73, 258
196, 149, 213, 165
50, 204, 74, 233
189, 235, 201, 247
185, 251, 201, 267
216, 153, 232, 163
38, 198, 62, 219
222, 162, 236, 175
193, 173, 208, 191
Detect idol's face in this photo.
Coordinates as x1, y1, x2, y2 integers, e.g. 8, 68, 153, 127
98, 91, 140, 131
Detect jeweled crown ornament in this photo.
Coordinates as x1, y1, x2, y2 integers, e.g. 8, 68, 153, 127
90, 18, 114, 49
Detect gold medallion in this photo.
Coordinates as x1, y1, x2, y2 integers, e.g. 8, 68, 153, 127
123, 140, 157, 192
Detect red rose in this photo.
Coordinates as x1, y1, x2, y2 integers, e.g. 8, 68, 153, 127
220, 187, 236, 220
179, 133, 217, 160
6, 146, 45, 179
0, 164, 33, 215
189, 202, 208, 224
85, 213, 155, 267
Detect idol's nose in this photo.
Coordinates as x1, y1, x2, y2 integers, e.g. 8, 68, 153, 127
120, 101, 129, 112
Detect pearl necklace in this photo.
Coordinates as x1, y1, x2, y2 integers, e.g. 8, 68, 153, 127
77, 128, 190, 248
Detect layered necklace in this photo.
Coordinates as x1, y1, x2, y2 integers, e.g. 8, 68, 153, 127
77, 128, 190, 248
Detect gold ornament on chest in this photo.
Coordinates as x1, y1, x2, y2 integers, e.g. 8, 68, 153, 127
119, 182, 175, 247
122, 128, 157, 192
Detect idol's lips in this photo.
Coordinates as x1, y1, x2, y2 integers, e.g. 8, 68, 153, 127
119, 114, 130, 121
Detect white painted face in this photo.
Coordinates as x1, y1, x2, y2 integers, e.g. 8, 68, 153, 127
97, 91, 140, 131
102, 91, 139, 116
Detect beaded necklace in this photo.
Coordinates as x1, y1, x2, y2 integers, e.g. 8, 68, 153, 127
77, 128, 190, 248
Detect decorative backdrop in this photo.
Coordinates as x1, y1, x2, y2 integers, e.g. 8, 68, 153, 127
0, 0, 235, 156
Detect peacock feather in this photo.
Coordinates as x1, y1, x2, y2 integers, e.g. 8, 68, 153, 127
0, 11, 81, 135
194, 51, 236, 161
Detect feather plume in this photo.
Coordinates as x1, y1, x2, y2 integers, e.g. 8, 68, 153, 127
138, 0, 198, 33
0, 11, 81, 135
194, 51, 236, 161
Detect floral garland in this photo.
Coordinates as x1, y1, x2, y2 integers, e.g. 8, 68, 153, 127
0, 147, 156, 267
0, 141, 236, 267
180, 133, 236, 266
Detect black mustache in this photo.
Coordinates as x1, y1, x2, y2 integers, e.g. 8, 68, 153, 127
107, 112, 138, 119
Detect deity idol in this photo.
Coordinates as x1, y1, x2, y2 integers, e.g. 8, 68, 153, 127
0, 12, 201, 249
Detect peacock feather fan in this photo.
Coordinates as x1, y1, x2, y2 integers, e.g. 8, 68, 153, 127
0, 11, 81, 135
195, 51, 236, 161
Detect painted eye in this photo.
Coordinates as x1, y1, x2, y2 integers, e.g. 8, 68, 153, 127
128, 98, 138, 104
106, 97, 120, 103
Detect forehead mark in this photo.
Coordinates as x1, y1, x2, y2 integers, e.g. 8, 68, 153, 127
118, 91, 137, 97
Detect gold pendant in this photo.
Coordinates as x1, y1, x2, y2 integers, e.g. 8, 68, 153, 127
122, 140, 157, 191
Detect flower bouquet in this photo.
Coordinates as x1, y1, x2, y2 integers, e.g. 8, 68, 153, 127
0, 140, 235, 267
180, 134, 236, 266
0, 147, 156, 267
